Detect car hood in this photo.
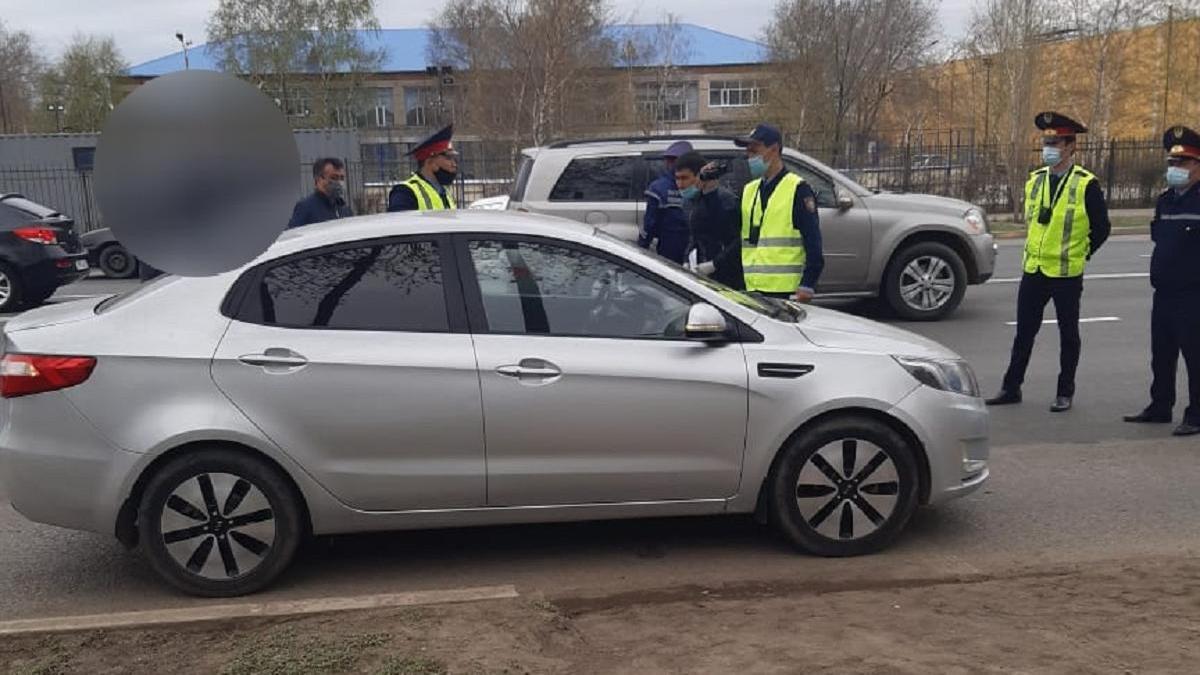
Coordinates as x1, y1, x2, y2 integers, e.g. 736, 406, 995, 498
795, 304, 958, 359
4, 297, 106, 333
863, 191, 976, 217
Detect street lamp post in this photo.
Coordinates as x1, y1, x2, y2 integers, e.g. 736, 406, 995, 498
176, 32, 192, 70
46, 104, 64, 132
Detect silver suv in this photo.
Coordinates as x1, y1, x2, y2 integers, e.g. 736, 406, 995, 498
507, 137, 998, 321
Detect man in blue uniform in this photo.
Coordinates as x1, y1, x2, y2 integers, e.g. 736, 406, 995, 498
1124, 125, 1200, 436
286, 157, 353, 229
638, 140, 693, 263
673, 151, 743, 289
388, 124, 458, 212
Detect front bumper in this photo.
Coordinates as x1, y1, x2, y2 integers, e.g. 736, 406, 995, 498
889, 384, 990, 505
970, 234, 998, 284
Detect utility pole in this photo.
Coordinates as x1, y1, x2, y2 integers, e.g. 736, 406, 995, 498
982, 57, 993, 144
1162, 4, 1174, 127
176, 32, 192, 70
0, 79, 9, 134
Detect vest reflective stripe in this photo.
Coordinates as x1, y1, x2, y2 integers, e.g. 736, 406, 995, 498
401, 174, 456, 211
741, 172, 807, 293
1022, 166, 1094, 278
1159, 213, 1200, 220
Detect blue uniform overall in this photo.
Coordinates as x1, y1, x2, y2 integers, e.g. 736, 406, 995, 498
1146, 181, 1200, 424
638, 173, 690, 263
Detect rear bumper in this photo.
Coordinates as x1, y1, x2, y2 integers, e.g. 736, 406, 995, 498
11, 248, 90, 292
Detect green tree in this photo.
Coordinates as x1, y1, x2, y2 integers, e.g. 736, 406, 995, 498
206, 0, 384, 128
39, 34, 126, 132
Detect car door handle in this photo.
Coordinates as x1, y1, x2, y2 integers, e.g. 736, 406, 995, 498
496, 359, 562, 380
239, 348, 308, 370
757, 363, 814, 379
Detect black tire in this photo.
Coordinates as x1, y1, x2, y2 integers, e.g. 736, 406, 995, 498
98, 243, 137, 279
137, 449, 304, 597
0, 261, 25, 313
770, 415, 920, 557
882, 241, 968, 321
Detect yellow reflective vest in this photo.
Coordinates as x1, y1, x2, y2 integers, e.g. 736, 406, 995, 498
399, 173, 456, 211
740, 172, 808, 293
1022, 165, 1095, 278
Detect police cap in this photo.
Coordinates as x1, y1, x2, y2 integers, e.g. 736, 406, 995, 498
408, 124, 455, 162
1163, 125, 1200, 161
1034, 111, 1087, 139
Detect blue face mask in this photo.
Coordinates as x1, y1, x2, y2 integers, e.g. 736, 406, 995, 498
1042, 146, 1062, 167
748, 155, 767, 178
1166, 165, 1192, 188
680, 185, 700, 201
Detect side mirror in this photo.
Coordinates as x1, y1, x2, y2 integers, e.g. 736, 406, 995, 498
836, 190, 854, 211
685, 303, 730, 342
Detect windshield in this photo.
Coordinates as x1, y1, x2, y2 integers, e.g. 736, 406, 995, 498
593, 230, 804, 323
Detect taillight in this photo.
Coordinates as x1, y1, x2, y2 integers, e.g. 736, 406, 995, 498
13, 227, 58, 245
0, 354, 96, 398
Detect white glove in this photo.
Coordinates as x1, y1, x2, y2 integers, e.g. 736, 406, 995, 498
696, 261, 716, 276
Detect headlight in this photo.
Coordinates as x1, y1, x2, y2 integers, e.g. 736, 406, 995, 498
893, 356, 980, 398
963, 208, 988, 235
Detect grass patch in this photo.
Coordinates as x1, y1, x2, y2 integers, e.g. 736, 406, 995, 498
374, 656, 448, 675
221, 627, 391, 675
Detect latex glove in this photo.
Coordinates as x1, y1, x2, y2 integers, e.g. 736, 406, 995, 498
793, 287, 815, 303
696, 261, 716, 276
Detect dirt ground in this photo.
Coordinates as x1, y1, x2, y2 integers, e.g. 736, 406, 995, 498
4, 555, 1200, 675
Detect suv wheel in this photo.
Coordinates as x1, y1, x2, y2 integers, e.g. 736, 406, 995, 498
770, 415, 920, 557
0, 262, 24, 313
137, 449, 304, 597
883, 242, 967, 321
98, 243, 137, 279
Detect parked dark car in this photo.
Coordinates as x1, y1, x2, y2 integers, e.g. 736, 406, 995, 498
0, 194, 90, 312
80, 227, 139, 279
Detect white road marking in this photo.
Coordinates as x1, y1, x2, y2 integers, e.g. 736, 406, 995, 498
0, 584, 520, 635
1005, 316, 1121, 326
990, 272, 1149, 283
1139, 254, 1152, 258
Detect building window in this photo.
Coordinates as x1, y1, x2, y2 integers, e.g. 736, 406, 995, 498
636, 83, 692, 123
709, 81, 761, 108
404, 87, 434, 127
357, 87, 395, 128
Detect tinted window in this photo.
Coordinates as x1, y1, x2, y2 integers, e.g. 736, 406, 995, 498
468, 239, 691, 339
783, 160, 837, 208
0, 197, 57, 219
549, 156, 636, 202
0, 204, 34, 227
238, 241, 448, 331
510, 155, 534, 202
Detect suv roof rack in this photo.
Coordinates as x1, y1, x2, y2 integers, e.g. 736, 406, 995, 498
545, 135, 742, 149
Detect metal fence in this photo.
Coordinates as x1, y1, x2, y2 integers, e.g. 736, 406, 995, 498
1, 137, 1168, 232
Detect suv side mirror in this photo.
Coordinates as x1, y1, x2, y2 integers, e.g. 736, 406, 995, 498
685, 303, 730, 342
836, 189, 854, 211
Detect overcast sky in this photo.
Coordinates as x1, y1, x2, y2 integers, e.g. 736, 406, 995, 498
1, 0, 975, 66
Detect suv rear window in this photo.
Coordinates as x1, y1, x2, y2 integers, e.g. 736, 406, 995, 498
510, 155, 535, 202
549, 156, 637, 202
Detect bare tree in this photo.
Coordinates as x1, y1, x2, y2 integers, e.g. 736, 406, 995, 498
38, 34, 126, 132
767, 0, 938, 160
207, 0, 384, 128
615, 14, 693, 134
0, 21, 45, 134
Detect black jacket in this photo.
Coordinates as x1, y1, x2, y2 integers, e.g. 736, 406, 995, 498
1151, 181, 1200, 294
692, 187, 744, 289
287, 190, 352, 229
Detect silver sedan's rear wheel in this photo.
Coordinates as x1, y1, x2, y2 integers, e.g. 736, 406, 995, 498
771, 415, 920, 556
138, 450, 303, 597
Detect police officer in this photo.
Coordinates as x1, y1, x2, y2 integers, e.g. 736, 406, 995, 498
986, 112, 1111, 412
286, 157, 353, 229
388, 124, 457, 212
673, 151, 744, 288
1123, 125, 1200, 436
638, 140, 693, 263
734, 123, 823, 301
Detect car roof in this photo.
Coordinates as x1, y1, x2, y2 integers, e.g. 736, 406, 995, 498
270, 209, 594, 255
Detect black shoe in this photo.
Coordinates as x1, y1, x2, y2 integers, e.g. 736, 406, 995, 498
1173, 422, 1200, 436
1050, 396, 1072, 412
1123, 410, 1172, 423
985, 390, 1022, 405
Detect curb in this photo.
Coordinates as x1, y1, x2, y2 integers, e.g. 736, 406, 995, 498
0, 585, 520, 636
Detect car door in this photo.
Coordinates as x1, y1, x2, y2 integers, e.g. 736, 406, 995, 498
783, 158, 873, 291
211, 235, 486, 512
458, 234, 749, 506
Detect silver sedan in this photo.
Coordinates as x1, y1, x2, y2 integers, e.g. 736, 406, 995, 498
0, 211, 989, 596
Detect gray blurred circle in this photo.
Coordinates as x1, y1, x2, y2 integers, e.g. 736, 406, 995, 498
95, 70, 299, 277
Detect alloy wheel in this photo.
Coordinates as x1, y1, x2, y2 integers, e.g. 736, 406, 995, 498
899, 255, 955, 312
795, 439, 900, 541
159, 472, 276, 580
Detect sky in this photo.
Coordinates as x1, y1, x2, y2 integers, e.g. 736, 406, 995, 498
0, 0, 975, 66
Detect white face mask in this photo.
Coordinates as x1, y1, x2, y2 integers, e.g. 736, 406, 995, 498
1042, 146, 1062, 167
1166, 165, 1192, 188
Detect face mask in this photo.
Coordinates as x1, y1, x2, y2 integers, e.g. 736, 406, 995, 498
434, 168, 457, 186
327, 179, 346, 202
1166, 165, 1192, 188
748, 155, 767, 178
1042, 146, 1062, 167
680, 185, 700, 201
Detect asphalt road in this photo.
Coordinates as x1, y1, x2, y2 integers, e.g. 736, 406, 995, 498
2, 237, 1198, 622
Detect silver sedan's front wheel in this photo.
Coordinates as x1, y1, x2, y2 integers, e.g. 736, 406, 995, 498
771, 415, 920, 556
138, 450, 303, 597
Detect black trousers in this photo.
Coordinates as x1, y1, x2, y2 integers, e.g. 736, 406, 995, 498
1148, 291, 1200, 424
1001, 272, 1083, 397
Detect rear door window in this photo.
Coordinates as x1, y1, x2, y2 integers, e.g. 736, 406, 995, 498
549, 156, 637, 202
0, 204, 34, 227
509, 155, 535, 202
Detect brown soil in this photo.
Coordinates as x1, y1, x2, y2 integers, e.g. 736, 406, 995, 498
4, 556, 1200, 675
